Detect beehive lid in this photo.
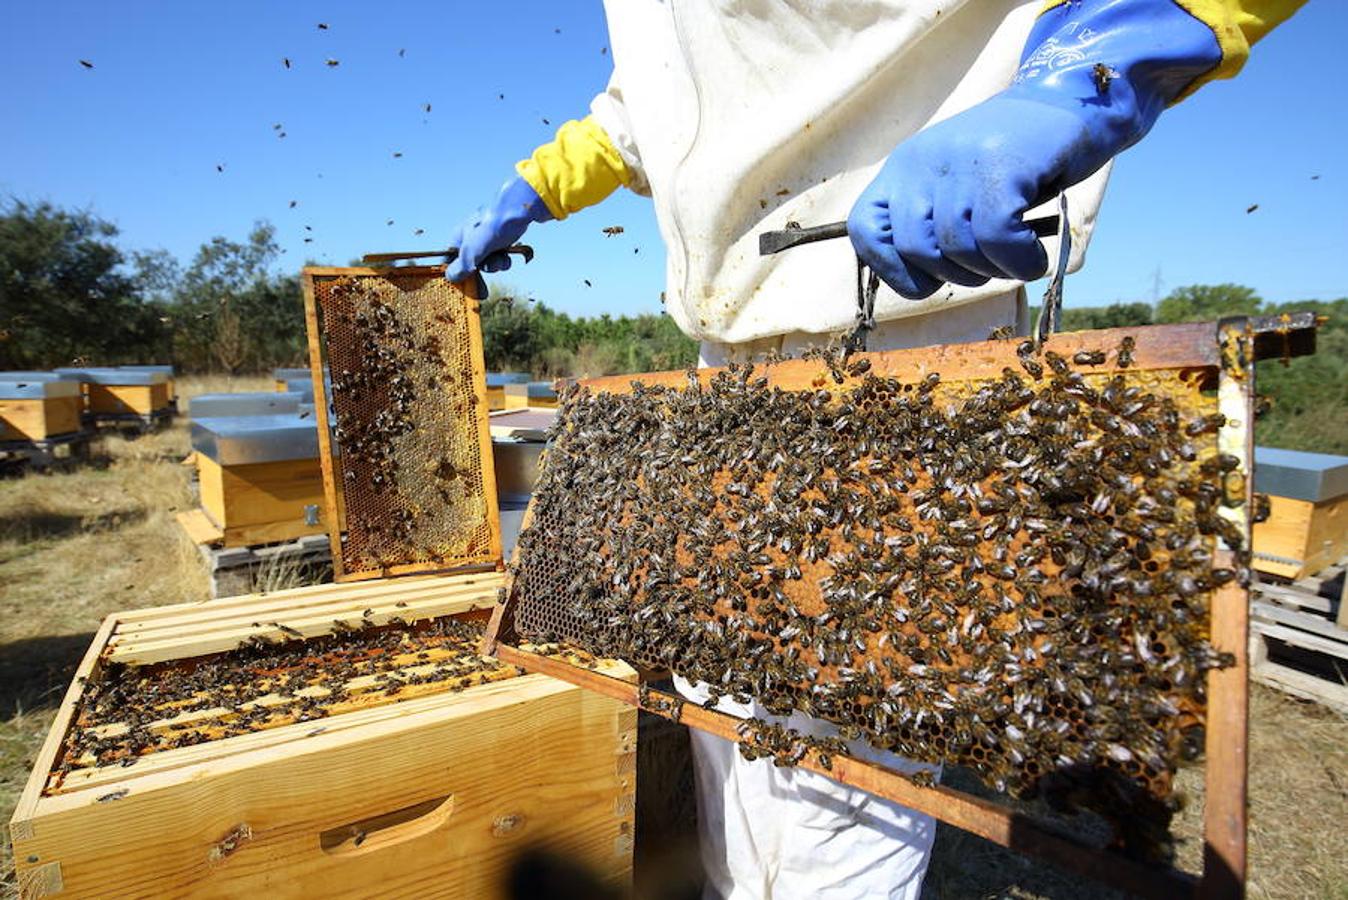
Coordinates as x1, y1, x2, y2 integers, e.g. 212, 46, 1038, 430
190, 414, 322, 465
0, 380, 82, 400
53, 367, 117, 380
486, 372, 532, 387
118, 364, 175, 376
504, 380, 558, 400
284, 377, 315, 402
190, 391, 304, 418
55, 368, 167, 386
302, 266, 501, 581
1254, 446, 1348, 502
488, 407, 556, 441
0, 371, 62, 382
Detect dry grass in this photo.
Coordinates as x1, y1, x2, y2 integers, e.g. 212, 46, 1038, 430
0, 373, 1345, 898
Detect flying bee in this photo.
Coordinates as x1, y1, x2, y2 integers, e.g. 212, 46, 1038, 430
602, 225, 625, 237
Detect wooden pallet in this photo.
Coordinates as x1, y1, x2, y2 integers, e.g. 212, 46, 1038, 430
1250, 557, 1348, 713
0, 430, 93, 473
175, 518, 335, 598
87, 407, 173, 434
9, 574, 636, 899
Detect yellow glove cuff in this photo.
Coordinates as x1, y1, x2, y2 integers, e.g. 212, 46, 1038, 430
516, 116, 635, 221
1170, 0, 1304, 96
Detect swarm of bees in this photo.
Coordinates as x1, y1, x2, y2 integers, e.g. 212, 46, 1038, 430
510, 335, 1245, 857
316, 273, 493, 573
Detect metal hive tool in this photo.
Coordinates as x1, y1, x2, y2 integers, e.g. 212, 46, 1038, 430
486, 313, 1322, 897
302, 266, 502, 580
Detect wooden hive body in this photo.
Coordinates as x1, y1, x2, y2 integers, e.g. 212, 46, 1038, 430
86, 382, 171, 416
1251, 448, 1348, 580
195, 454, 336, 548
9, 574, 635, 899
188, 415, 337, 549
0, 382, 83, 441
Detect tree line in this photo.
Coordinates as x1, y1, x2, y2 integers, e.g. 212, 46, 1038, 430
1, 200, 1342, 452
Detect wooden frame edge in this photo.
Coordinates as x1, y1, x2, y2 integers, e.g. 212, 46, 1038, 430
301, 268, 348, 581
498, 645, 1198, 900
11, 614, 119, 825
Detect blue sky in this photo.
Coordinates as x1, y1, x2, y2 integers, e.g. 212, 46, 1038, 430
2, 1, 1343, 320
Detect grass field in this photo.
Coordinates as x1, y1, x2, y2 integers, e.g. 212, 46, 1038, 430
0, 376, 1345, 899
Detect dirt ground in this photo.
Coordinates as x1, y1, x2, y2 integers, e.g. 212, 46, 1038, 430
1, 376, 1345, 899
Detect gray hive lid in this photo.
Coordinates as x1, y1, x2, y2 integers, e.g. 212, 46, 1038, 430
190, 392, 304, 418
54, 368, 168, 386
272, 367, 313, 381
54, 367, 118, 380
504, 380, 557, 399
118, 365, 176, 376
1253, 446, 1348, 503
284, 378, 316, 402
0, 372, 62, 382
0, 380, 82, 400
191, 414, 324, 465
486, 372, 532, 387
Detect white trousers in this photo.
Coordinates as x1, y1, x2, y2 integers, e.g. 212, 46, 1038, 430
686, 290, 1025, 900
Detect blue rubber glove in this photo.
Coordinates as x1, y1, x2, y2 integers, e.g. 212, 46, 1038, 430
848, 0, 1221, 299
445, 175, 554, 282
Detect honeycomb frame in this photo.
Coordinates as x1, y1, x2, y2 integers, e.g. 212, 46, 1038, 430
302, 266, 502, 581
484, 316, 1325, 896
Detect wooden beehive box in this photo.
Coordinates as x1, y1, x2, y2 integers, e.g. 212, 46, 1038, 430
0, 380, 83, 441
503, 381, 558, 409
118, 366, 177, 410
485, 374, 530, 412
9, 573, 636, 899
54, 369, 172, 418
1252, 446, 1348, 579
187, 415, 338, 548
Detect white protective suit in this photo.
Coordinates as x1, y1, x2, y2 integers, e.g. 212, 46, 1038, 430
590, 1, 1109, 364
585, 3, 1111, 897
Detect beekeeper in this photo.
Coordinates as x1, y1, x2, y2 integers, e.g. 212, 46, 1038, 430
446, 1, 1302, 896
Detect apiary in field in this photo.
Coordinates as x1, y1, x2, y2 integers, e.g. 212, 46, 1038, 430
0, 379, 83, 441
1251, 446, 1348, 581
182, 414, 336, 548
9, 572, 636, 899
